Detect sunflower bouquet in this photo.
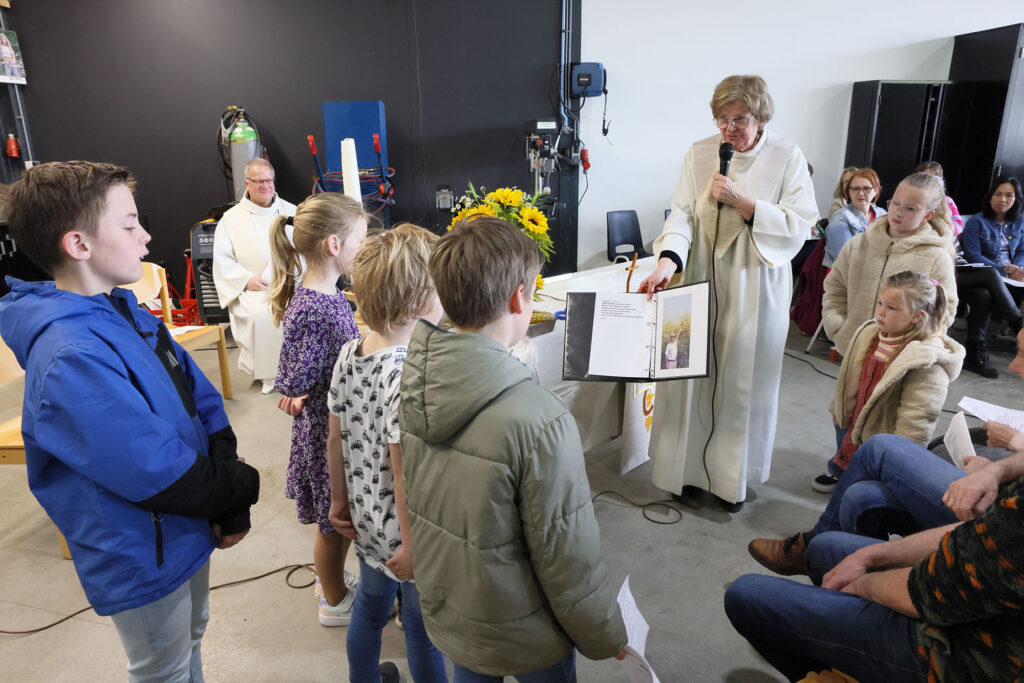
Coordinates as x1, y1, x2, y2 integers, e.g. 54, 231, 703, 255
449, 184, 555, 299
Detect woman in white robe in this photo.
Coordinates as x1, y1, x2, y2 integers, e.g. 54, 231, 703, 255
639, 75, 817, 511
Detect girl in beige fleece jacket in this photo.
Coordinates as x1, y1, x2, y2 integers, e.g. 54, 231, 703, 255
812, 271, 964, 492
822, 172, 958, 358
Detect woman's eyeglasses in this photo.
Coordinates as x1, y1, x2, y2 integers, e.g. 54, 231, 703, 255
886, 199, 920, 217
714, 115, 755, 131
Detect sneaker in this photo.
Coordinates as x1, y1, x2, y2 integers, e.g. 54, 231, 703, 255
314, 571, 359, 599
747, 533, 808, 576
319, 590, 356, 627
261, 379, 276, 394
379, 662, 400, 683
811, 472, 839, 493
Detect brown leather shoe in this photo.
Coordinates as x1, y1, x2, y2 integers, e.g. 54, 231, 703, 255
747, 533, 808, 576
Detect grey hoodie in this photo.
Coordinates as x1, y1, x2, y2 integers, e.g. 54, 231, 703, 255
399, 321, 626, 675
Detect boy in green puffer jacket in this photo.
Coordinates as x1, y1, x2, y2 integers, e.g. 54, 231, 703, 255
399, 215, 627, 681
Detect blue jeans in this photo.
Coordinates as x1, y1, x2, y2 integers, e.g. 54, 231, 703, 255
453, 650, 576, 683
826, 425, 846, 477
725, 532, 927, 682
109, 560, 210, 683
347, 559, 446, 683
808, 434, 962, 542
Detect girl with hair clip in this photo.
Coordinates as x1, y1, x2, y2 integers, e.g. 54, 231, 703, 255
751, 271, 965, 572
811, 271, 964, 491
268, 192, 368, 626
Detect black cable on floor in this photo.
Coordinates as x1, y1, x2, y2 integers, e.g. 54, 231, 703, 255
783, 350, 838, 380
0, 563, 317, 635
783, 351, 961, 416
591, 490, 683, 525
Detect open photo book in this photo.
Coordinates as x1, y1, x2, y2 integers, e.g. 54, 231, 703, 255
563, 281, 711, 382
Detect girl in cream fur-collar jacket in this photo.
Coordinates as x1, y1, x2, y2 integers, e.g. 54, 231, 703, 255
826, 271, 964, 481
822, 173, 958, 356
831, 317, 964, 463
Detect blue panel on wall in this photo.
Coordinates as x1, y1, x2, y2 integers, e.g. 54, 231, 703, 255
322, 100, 388, 174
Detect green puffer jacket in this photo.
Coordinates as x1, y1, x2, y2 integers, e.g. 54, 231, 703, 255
399, 322, 627, 675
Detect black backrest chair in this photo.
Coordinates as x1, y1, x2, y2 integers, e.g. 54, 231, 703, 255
606, 210, 653, 263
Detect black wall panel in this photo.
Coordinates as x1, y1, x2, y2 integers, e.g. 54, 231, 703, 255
8, 0, 580, 286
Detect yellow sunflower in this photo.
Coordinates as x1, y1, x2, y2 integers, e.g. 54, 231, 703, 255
448, 204, 497, 230
535, 274, 545, 292
518, 205, 548, 234
486, 187, 525, 207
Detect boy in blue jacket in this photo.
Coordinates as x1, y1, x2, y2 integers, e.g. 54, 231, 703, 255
0, 161, 259, 682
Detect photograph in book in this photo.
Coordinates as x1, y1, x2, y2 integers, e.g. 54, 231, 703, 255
654, 285, 709, 379
659, 293, 690, 370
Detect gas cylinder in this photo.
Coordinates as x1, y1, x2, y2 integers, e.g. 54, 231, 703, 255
229, 117, 259, 201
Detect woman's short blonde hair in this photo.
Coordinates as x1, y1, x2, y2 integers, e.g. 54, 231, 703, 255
710, 74, 774, 126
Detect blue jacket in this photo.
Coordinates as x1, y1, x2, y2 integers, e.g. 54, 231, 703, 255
0, 278, 258, 615
961, 214, 1024, 269
823, 204, 886, 268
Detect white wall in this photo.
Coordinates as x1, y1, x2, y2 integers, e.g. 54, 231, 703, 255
576, 1, 1024, 269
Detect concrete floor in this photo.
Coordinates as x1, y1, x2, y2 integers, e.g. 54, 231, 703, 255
1, 321, 1020, 682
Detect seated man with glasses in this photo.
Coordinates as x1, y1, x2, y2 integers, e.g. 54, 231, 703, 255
213, 157, 297, 393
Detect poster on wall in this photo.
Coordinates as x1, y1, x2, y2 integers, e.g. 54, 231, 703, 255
0, 29, 26, 85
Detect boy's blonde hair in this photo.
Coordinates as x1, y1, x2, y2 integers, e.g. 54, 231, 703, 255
268, 193, 368, 325
351, 223, 438, 334
430, 215, 544, 330
7, 161, 136, 275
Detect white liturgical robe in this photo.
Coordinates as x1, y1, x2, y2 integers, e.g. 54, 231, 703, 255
212, 193, 297, 382
649, 130, 817, 504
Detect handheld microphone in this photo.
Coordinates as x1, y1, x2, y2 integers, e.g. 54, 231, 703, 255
718, 142, 734, 209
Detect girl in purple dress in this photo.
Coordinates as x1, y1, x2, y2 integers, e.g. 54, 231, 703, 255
268, 193, 368, 626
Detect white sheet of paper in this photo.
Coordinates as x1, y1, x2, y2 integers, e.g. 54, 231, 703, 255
169, 325, 204, 337
958, 396, 1024, 432
1002, 276, 1024, 288
943, 411, 975, 469
620, 646, 661, 683
616, 577, 661, 682
616, 576, 650, 657
588, 293, 655, 378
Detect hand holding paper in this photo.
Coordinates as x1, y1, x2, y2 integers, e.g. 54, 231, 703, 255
616, 577, 661, 683
942, 411, 975, 469
983, 420, 1018, 449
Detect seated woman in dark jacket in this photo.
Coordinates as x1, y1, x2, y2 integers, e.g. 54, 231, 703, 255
957, 176, 1024, 378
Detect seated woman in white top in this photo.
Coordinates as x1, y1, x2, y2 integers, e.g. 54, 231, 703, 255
823, 168, 886, 268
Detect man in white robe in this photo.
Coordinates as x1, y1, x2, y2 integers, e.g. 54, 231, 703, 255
644, 129, 817, 507
213, 158, 297, 392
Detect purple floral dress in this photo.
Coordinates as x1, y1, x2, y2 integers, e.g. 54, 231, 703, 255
274, 287, 359, 534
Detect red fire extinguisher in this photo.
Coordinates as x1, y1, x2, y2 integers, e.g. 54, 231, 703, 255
6, 133, 19, 158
